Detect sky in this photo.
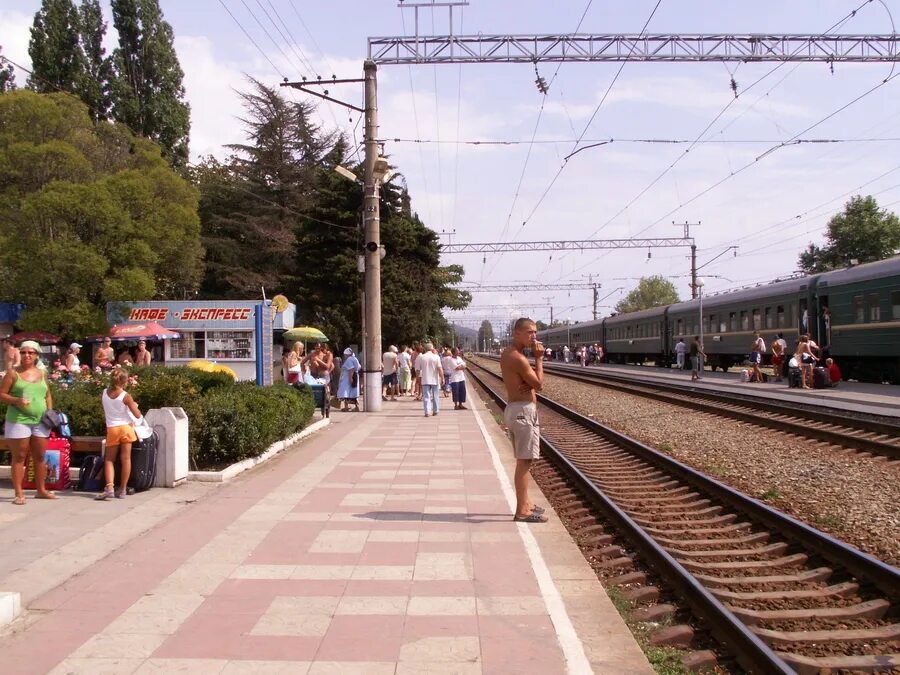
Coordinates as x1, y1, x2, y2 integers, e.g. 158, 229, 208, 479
3, 1, 900, 332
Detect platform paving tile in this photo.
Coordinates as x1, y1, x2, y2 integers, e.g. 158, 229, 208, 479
2, 397, 655, 674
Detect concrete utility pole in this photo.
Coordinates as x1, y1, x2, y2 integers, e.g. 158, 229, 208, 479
674, 222, 701, 299
363, 59, 382, 412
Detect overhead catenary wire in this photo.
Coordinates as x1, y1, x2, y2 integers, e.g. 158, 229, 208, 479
514, 0, 665, 241
399, 7, 434, 227
481, 0, 594, 283
217, 0, 285, 78
547, 0, 883, 283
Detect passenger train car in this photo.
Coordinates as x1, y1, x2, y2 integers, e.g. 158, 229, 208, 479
537, 256, 900, 383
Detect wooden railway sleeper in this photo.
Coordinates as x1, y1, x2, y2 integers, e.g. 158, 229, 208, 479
693, 567, 833, 588
729, 599, 890, 625
666, 542, 789, 561
710, 581, 858, 602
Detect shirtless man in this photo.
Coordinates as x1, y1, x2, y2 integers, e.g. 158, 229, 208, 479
500, 317, 547, 523
3, 338, 20, 372
95, 337, 115, 370
135, 340, 152, 366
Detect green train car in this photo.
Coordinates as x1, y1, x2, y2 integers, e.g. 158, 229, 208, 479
536, 256, 900, 382
818, 256, 900, 382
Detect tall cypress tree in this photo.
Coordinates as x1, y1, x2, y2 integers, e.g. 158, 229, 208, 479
78, 0, 112, 121
27, 0, 86, 94
110, 0, 190, 166
0, 47, 16, 93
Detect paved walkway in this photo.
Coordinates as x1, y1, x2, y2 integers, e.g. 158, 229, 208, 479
1, 396, 651, 674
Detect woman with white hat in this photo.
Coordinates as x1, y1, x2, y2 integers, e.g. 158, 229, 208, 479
337, 347, 361, 412
0, 340, 56, 505
64, 342, 82, 373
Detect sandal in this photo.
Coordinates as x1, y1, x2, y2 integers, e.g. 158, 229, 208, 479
36, 492, 58, 500
514, 511, 548, 523
12, 496, 25, 506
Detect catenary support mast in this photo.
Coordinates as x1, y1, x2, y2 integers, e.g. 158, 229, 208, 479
363, 60, 383, 412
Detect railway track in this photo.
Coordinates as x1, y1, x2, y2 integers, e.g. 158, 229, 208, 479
479, 355, 900, 461
466, 361, 900, 674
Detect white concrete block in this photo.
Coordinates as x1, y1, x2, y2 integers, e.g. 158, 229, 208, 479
146, 407, 190, 488
0, 591, 21, 627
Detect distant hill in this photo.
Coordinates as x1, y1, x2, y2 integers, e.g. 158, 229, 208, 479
450, 323, 478, 349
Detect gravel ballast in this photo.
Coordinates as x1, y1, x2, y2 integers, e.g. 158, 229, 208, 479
473, 359, 900, 566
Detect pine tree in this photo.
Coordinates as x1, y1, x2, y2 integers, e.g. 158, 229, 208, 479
110, 0, 190, 166
0, 47, 16, 92
78, 0, 112, 121
27, 0, 86, 94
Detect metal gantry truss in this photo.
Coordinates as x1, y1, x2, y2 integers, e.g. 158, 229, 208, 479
454, 282, 596, 292
369, 33, 900, 65
441, 237, 692, 254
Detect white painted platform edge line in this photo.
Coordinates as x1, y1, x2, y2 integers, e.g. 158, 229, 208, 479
471, 405, 593, 675
187, 416, 331, 482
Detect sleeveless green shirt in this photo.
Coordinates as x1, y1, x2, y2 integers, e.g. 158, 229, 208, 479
5, 372, 48, 426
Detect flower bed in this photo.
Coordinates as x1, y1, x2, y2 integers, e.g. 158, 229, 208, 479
2, 365, 315, 471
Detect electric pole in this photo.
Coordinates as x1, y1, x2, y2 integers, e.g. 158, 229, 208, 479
674, 221, 701, 299
363, 60, 382, 412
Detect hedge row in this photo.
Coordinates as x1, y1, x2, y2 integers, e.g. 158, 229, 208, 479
34, 366, 314, 470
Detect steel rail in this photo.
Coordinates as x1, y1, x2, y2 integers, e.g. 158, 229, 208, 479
465, 363, 794, 673
469, 360, 900, 597
485, 355, 900, 460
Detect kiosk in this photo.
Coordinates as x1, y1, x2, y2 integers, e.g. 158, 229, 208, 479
107, 301, 294, 385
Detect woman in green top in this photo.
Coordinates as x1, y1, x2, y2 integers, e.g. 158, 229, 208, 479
1, 340, 56, 505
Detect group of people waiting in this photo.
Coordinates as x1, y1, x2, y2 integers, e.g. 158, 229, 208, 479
381, 343, 468, 415
1, 339, 146, 505
544, 343, 604, 365
674, 331, 842, 387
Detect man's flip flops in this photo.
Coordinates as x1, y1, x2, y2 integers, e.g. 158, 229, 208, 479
514, 511, 548, 523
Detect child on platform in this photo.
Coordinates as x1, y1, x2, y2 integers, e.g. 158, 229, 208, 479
96, 367, 143, 500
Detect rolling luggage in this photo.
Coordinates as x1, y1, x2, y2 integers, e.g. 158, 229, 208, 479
813, 367, 832, 389
788, 368, 803, 389
126, 430, 159, 492
23, 434, 71, 491
77, 454, 105, 492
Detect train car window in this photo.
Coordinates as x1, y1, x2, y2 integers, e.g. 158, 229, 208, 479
676, 318, 683, 336
776, 305, 785, 328
740, 311, 749, 331
892, 291, 900, 319
752, 309, 762, 330
729, 312, 737, 332
719, 318, 727, 333
854, 295, 865, 323
868, 294, 881, 322
765, 307, 773, 329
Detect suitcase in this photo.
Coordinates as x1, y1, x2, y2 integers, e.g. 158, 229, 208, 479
124, 430, 158, 492
813, 367, 832, 389
76, 454, 105, 492
24, 435, 71, 491
788, 368, 803, 389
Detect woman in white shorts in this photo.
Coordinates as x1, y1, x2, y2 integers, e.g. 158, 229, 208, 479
0, 340, 56, 505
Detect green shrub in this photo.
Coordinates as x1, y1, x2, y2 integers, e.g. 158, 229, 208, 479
131, 365, 233, 394
192, 383, 314, 468
52, 383, 106, 436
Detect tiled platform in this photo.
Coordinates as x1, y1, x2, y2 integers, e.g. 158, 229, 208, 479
1, 397, 652, 674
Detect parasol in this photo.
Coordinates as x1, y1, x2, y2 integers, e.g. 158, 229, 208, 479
11, 331, 61, 344
283, 326, 328, 342
86, 322, 181, 342
188, 359, 236, 379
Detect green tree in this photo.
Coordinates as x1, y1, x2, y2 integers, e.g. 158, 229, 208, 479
0, 47, 16, 92
78, 0, 113, 121
110, 0, 190, 166
195, 79, 330, 298
0, 90, 203, 337
798, 195, 900, 273
27, 0, 85, 94
614, 275, 680, 313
